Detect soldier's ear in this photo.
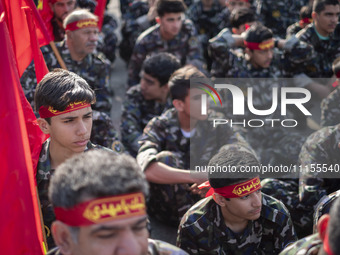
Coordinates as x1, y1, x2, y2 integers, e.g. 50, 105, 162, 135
173, 99, 184, 112
155, 16, 160, 24
213, 193, 227, 206
37, 118, 51, 134
51, 221, 75, 255
317, 214, 330, 242
312, 11, 317, 20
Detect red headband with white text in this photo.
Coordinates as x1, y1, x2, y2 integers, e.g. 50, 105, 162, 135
244, 39, 274, 50
39, 101, 91, 118
65, 19, 98, 31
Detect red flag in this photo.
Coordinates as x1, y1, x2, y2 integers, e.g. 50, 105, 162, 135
37, 0, 55, 41
0, 2, 45, 254
94, 0, 107, 31
2, 0, 51, 77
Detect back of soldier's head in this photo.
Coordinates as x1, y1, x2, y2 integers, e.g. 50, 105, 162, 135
208, 144, 260, 189
325, 197, 340, 254
49, 150, 149, 209
156, 0, 187, 17
34, 69, 96, 115
313, 0, 339, 14
244, 24, 273, 45
142, 53, 181, 86
168, 65, 206, 101
230, 7, 255, 29
63, 8, 97, 28
300, 5, 312, 20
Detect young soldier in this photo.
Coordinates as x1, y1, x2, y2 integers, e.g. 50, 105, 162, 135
286, 5, 313, 39
280, 196, 340, 255
136, 65, 249, 225
127, 0, 205, 86
47, 150, 188, 255
177, 146, 297, 254
120, 53, 181, 156
21, 9, 123, 151
35, 69, 112, 248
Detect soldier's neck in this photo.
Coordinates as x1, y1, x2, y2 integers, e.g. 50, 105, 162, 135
160, 27, 176, 41
177, 112, 197, 131
221, 207, 249, 234
67, 41, 87, 62
49, 141, 82, 169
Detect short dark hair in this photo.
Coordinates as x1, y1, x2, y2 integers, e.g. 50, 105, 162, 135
168, 65, 206, 101
313, 0, 339, 14
208, 144, 260, 189
300, 5, 312, 20
156, 0, 187, 17
230, 7, 255, 29
327, 197, 340, 253
244, 24, 273, 44
142, 53, 181, 86
34, 69, 96, 122
49, 150, 149, 209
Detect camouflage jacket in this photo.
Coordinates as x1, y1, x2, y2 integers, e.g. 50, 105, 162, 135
255, 0, 309, 38
20, 40, 112, 114
296, 23, 340, 79
321, 85, 340, 127
177, 194, 297, 255
298, 125, 340, 212
279, 233, 321, 255
286, 22, 303, 39
120, 84, 172, 157
47, 239, 189, 255
37, 138, 110, 248
127, 19, 205, 86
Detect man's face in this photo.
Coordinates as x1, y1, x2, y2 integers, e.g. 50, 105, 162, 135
158, 13, 184, 40
226, 0, 249, 12
184, 88, 208, 121
140, 72, 168, 101
50, 0, 76, 21
248, 48, 274, 69
69, 216, 149, 255
223, 190, 262, 221
46, 106, 93, 155
313, 5, 340, 36
68, 27, 99, 57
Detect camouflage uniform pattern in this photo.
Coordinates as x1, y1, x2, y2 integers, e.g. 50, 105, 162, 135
120, 84, 172, 156
295, 23, 340, 80
278, 233, 321, 255
20, 40, 123, 150
177, 194, 297, 254
137, 108, 248, 225
255, 0, 309, 37
321, 85, 340, 127
286, 22, 303, 39
127, 19, 205, 86
37, 138, 111, 248
47, 239, 189, 254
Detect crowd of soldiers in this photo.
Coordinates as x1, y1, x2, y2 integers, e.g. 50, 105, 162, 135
19, 0, 340, 254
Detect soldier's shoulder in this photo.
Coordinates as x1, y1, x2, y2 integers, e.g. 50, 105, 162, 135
261, 193, 292, 226
181, 18, 196, 32
181, 197, 214, 228
136, 24, 160, 44
279, 233, 321, 255
148, 239, 188, 255
296, 24, 314, 40
126, 84, 143, 97
93, 52, 111, 67
304, 125, 340, 146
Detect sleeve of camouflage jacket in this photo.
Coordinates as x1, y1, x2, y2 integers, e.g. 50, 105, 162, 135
176, 217, 200, 254
136, 116, 166, 171
120, 91, 143, 156
321, 86, 340, 127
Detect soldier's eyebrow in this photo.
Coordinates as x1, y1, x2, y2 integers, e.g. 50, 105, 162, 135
90, 216, 148, 234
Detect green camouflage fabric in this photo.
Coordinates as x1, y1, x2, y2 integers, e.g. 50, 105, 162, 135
286, 22, 303, 39
254, 0, 309, 38
321, 85, 340, 127
19, 40, 123, 150
137, 108, 249, 225
120, 84, 172, 157
127, 19, 205, 86
177, 194, 297, 254
37, 138, 111, 248
278, 233, 321, 255
47, 239, 189, 255
295, 23, 340, 80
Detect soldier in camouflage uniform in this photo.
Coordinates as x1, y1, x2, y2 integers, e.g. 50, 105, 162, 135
321, 56, 340, 127
47, 150, 188, 255
280, 195, 340, 255
127, 0, 205, 87
121, 53, 181, 157
34, 69, 112, 248
293, 0, 340, 99
255, 0, 309, 38
177, 148, 297, 254
137, 66, 249, 225
20, 9, 123, 150
286, 5, 312, 39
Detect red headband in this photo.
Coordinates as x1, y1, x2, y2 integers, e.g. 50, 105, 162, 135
39, 101, 91, 118
299, 18, 313, 28
54, 192, 146, 226
199, 177, 261, 198
65, 19, 98, 31
323, 230, 335, 255
244, 39, 274, 50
